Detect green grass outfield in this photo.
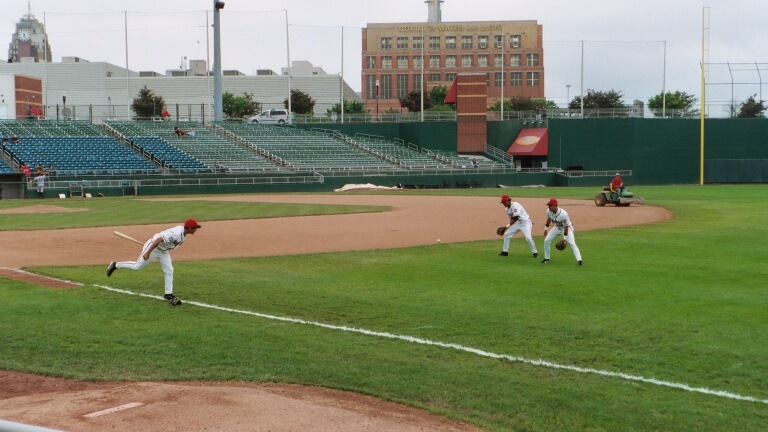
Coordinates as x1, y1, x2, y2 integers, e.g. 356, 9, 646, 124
2, 185, 767, 431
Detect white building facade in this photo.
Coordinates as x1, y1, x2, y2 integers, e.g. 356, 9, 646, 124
0, 58, 360, 121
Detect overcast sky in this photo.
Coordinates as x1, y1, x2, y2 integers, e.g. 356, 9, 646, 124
3, 0, 767, 113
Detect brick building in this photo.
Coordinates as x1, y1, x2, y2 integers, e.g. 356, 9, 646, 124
362, 19, 544, 113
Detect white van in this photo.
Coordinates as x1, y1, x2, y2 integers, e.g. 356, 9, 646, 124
247, 109, 291, 125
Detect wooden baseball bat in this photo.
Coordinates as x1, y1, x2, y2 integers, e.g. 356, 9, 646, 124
113, 231, 144, 246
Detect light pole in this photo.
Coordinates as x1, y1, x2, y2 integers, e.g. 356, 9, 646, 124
500, 33, 505, 121
375, 79, 380, 120
213, 0, 225, 121
565, 84, 571, 116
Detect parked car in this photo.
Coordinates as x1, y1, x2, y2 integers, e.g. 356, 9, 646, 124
247, 109, 291, 125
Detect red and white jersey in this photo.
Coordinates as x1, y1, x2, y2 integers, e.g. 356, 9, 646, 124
150, 225, 187, 252
506, 202, 531, 223
546, 208, 573, 229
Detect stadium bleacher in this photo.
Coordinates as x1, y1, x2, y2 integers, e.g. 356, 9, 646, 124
0, 160, 16, 173
351, 134, 451, 169
217, 123, 401, 171
107, 121, 280, 172
1, 120, 164, 175
3, 136, 160, 175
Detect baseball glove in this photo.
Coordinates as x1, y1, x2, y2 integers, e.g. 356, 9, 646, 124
496, 226, 507, 236
555, 240, 567, 251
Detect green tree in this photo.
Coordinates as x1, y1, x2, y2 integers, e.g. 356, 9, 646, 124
488, 97, 552, 112
284, 89, 316, 115
426, 85, 456, 111
222, 92, 259, 119
648, 90, 698, 117
429, 85, 449, 106
543, 100, 559, 110
735, 94, 766, 118
326, 99, 367, 115
427, 103, 455, 112
131, 86, 165, 120
570, 89, 625, 109
400, 90, 433, 112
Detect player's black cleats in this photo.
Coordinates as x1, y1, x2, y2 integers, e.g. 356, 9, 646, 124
106, 262, 116, 277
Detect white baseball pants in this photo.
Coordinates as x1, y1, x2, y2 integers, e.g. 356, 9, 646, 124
503, 220, 538, 254
543, 227, 582, 262
116, 239, 175, 295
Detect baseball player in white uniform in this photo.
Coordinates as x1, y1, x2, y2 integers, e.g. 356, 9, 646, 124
33, 174, 46, 198
107, 219, 201, 305
542, 198, 583, 265
499, 194, 538, 258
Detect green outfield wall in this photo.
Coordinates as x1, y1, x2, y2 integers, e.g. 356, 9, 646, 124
17, 119, 766, 199
301, 118, 767, 185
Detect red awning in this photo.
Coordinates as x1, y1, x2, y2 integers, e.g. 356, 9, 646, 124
444, 79, 458, 104
507, 128, 549, 156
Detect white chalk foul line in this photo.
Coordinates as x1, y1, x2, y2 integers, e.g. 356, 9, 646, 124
83, 402, 144, 418
95, 285, 768, 405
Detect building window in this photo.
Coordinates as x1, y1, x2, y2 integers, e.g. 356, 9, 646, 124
510, 34, 521, 48
478, 35, 489, 49
429, 73, 442, 82
510, 54, 521, 67
413, 74, 422, 92
445, 55, 457, 68
527, 71, 540, 86
366, 75, 377, 99
366, 56, 376, 69
494, 54, 503, 68
429, 36, 440, 50
397, 56, 408, 69
397, 74, 409, 99
510, 72, 523, 86
413, 55, 423, 68
382, 75, 392, 99
445, 36, 456, 49
413, 36, 423, 50
461, 55, 473, 68
381, 37, 392, 50
494, 72, 505, 87
397, 37, 408, 50
478, 54, 489, 67
494, 35, 503, 49
381, 56, 392, 69
461, 35, 473, 49
429, 55, 440, 68
446, 72, 456, 83
526, 53, 539, 67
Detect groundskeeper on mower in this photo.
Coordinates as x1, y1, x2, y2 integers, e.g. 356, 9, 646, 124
594, 186, 644, 207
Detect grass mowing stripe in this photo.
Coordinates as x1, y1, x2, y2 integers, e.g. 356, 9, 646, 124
95, 284, 768, 406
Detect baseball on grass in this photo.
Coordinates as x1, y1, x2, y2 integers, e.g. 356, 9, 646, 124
436, 239, 441, 243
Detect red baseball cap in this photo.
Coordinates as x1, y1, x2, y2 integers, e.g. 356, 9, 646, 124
184, 218, 201, 229
546, 198, 558, 206
500, 194, 511, 202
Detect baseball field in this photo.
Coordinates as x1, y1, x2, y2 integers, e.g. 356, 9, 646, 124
1, 185, 766, 431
